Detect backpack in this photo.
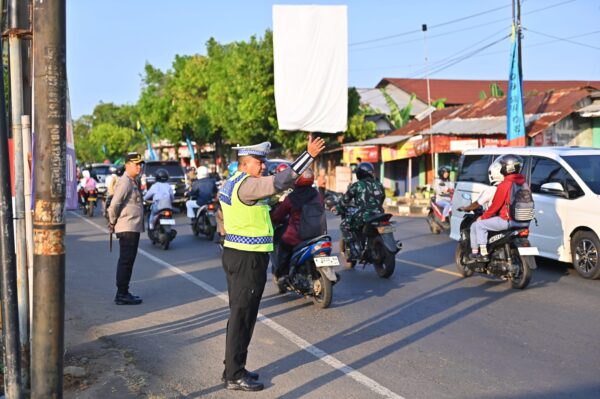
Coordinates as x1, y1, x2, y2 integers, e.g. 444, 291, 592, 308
298, 196, 327, 240
509, 182, 535, 222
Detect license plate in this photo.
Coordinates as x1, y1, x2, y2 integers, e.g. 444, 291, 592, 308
314, 256, 340, 267
518, 247, 539, 256
159, 219, 175, 225
88, 197, 96, 201
377, 225, 395, 234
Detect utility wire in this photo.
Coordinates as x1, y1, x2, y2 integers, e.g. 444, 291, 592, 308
524, 28, 600, 50
350, 0, 577, 48
349, 4, 510, 46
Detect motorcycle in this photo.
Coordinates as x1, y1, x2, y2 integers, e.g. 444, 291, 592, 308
271, 226, 339, 309
147, 199, 177, 250
339, 207, 402, 278
79, 188, 98, 217
426, 193, 453, 234
191, 200, 218, 241
455, 206, 538, 289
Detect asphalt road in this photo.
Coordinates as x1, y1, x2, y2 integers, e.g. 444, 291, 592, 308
64, 209, 600, 399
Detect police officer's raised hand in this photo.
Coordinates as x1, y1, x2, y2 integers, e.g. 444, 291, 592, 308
307, 135, 326, 158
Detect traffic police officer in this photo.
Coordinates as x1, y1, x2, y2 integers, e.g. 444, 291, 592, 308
219, 136, 325, 391
107, 152, 145, 305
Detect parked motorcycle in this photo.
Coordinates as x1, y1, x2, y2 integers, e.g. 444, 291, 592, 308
339, 207, 402, 278
272, 226, 339, 309
426, 194, 452, 234
455, 207, 537, 289
79, 188, 97, 217
191, 200, 217, 241
147, 200, 177, 250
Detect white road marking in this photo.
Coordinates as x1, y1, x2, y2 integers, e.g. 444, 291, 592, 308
73, 212, 405, 399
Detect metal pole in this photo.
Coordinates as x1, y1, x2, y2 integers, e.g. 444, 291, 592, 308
0, 32, 24, 399
422, 23, 435, 186
8, 0, 30, 390
22, 114, 34, 315
32, 0, 67, 397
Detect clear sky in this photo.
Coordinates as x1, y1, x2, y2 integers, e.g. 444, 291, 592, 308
67, 0, 600, 119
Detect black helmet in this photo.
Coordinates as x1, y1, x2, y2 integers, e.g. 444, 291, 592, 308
497, 154, 523, 176
437, 166, 451, 179
156, 168, 169, 182
116, 165, 125, 176
355, 162, 375, 180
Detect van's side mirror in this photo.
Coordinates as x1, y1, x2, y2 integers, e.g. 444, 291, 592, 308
540, 182, 567, 197
461, 193, 472, 201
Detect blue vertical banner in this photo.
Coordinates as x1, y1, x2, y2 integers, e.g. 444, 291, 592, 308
65, 86, 79, 210
506, 25, 526, 146
185, 135, 197, 168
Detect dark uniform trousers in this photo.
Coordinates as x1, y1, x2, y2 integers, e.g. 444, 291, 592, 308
116, 232, 140, 294
222, 247, 269, 381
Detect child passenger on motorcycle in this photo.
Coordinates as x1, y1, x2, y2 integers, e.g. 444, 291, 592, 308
270, 167, 323, 279
468, 154, 526, 262
433, 166, 454, 222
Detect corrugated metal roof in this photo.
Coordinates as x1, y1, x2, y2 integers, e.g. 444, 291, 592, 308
578, 102, 600, 117
343, 135, 411, 146
421, 114, 549, 135
390, 88, 592, 138
378, 78, 600, 106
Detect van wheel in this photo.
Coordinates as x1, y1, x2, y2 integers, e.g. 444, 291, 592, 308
571, 231, 600, 279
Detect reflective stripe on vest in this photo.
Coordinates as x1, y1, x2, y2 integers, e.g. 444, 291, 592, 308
220, 171, 274, 252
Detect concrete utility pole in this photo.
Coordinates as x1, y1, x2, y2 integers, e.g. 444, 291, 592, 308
31, 0, 67, 397
8, 0, 31, 390
0, 31, 24, 399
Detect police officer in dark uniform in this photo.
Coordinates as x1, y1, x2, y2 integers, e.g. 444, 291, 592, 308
219, 136, 325, 391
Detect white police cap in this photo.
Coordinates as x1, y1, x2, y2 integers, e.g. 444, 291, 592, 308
234, 141, 271, 159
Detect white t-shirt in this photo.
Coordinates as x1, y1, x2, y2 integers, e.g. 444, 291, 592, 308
476, 185, 497, 209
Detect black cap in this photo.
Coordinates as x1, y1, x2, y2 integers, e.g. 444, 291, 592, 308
125, 152, 144, 164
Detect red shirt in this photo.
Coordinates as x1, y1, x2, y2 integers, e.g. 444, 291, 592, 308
481, 173, 525, 221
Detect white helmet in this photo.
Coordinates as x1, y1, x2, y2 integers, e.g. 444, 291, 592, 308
488, 161, 504, 186
197, 165, 209, 179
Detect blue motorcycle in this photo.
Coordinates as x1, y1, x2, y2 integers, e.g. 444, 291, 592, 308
272, 229, 339, 309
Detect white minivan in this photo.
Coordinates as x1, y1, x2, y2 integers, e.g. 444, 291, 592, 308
450, 147, 600, 279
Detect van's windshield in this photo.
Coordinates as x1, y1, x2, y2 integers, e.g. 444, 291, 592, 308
563, 155, 600, 195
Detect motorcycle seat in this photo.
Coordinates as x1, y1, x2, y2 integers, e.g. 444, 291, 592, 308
292, 235, 331, 252
365, 213, 393, 224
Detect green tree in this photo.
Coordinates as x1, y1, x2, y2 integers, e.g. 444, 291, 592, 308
204, 31, 277, 146
381, 89, 415, 129
73, 115, 100, 163
137, 63, 174, 140
88, 123, 144, 161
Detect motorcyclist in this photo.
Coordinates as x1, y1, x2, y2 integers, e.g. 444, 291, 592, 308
144, 168, 174, 230
78, 169, 97, 205
458, 160, 504, 213
270, 167, 324, 279
433, 166, 454, 223
186, 165, 218, 223
469, 154, 526, 262
338, 162, 385, 261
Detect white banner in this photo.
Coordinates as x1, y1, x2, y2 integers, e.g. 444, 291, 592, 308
273, 5, 348, 133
